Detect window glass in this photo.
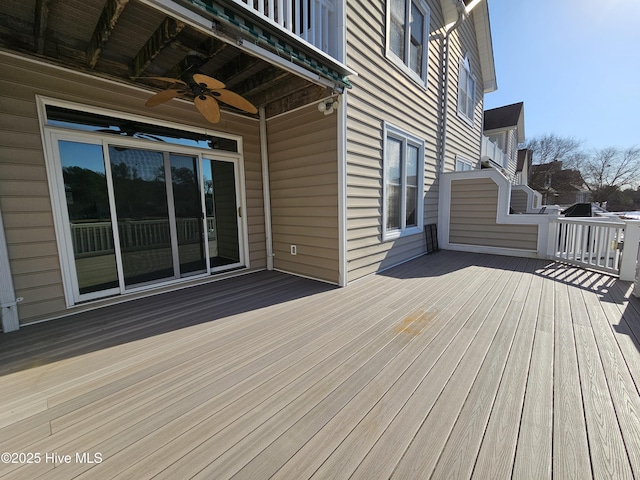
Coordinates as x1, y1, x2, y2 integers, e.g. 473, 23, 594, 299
109, 146, 174, 287
46, 105, 238, 152
388, 0, 429, 83
390, 0, 406, 59
385, 137, 403, 230
406, 144, 419, 226
458, 55, 475, 122
409, 3, 424, 76
383, 124, 424, 239
59, 141, 118, 294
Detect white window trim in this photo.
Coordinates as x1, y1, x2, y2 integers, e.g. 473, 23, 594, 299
455, 155, 474, 171
382, 122, 425, 241
457, 54, 476, 127
36, 96, 249, 307
385, 0, 430, 88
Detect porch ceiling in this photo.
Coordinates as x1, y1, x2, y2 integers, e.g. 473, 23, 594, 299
0, 0, 332, 118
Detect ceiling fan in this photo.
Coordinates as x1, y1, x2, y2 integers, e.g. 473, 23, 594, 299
143, 62, 258, 123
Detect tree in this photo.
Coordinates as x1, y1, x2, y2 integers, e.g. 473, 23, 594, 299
581, 146, 640, 204
524, 134, 640, 208
522, 133, 584, 168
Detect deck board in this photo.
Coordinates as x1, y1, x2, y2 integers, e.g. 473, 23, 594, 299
0, 251, 639, 479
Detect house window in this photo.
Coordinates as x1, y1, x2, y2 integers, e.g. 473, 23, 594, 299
387, 0, 430, 85
383, 123, 425, 240
455, 156, 474, 171
457, 54, 476, 124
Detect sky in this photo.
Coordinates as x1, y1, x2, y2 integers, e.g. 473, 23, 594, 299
483, 0, 640, 151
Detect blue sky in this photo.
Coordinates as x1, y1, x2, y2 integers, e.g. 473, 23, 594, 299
483, 0, 639, 150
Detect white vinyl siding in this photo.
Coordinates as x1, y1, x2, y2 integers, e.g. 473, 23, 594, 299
387, 0, 430, 86
383, 123, 424, 241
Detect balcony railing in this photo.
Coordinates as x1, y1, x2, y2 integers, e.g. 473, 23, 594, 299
70, 219, 217, 257
481, 136, 508, 169
230, 0, 337, 56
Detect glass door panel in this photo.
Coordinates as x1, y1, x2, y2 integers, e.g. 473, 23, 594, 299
109, 146, 174, 287
202, 159, 240, 268
59, 141, 118, 295
170, 154, 206, 275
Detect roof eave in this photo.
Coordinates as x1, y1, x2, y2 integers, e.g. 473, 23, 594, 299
472, 1, 497, 93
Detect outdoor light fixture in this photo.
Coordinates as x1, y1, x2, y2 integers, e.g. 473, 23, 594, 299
318, 98, 339, 115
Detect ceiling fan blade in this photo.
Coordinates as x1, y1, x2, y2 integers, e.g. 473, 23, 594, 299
194, 95, 221, 123
145, 89, 183, 107
192, 73, 225, 90
211, 89, 258, 114
140, 77, 187, 86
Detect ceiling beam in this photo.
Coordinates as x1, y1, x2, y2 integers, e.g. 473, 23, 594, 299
130, 17, 185, 78
265, 84, 329, 117
87, 0, 130, 68
165, 37, 227, 79
233, 65, 290, 97
33, 0, 55, 55
211, 53, 261, 85
247, 74, 324, 109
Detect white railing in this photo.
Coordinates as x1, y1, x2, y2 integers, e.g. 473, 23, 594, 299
71, 218, 216, 256
232, 0, 337, 56
548, 218, 625, 275
481, 136, 508, 169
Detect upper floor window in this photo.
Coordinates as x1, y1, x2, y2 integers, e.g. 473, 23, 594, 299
457, 54, 476, 124
383, 123, 425, 240
455, 156, 474, 171
387, 0, 430, 86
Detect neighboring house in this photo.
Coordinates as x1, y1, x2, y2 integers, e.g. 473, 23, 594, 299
481, 101, 524, 181
529, 161, 591, 206
0, 0, 496, 331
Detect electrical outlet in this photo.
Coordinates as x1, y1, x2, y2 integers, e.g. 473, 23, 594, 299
290, 245, 297, 255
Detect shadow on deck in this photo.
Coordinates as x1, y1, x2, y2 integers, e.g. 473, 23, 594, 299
0, 270, 337, 376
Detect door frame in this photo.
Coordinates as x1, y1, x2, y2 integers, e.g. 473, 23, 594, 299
39, 99, 249, 307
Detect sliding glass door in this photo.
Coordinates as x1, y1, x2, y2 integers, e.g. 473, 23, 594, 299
203, 159, 241, 270
52, 134, 245, 303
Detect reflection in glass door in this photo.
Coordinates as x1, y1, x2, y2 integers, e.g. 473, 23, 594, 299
52, 133, 246, 302
170, 154, 206, 275
59, 141, 119, 296
109, 146, 174, 287
202, 159, 240, 269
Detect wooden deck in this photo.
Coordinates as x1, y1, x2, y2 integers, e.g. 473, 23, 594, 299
1, 250, 640, 479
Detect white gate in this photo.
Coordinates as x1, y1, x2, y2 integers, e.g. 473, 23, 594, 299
549, 218, 625, 276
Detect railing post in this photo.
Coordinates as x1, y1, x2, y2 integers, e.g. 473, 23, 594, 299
620, 220, 640, 282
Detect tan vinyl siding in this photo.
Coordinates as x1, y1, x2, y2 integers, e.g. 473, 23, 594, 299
511, 189, 529, 214
345, 0, 485, 281
450, 178, 538, 251
267, 105, 339, 284
345, 0, 444, 281
445, 12, 484, 172
0, 53, 265, 325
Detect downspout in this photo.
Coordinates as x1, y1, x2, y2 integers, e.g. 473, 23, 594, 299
259, 107, 274, 270
0, 208, 21, 332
